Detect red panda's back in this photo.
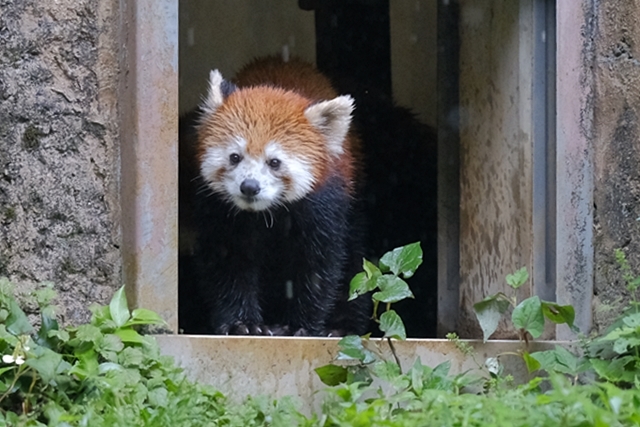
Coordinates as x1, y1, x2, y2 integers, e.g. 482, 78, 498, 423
233, 56, 339, 102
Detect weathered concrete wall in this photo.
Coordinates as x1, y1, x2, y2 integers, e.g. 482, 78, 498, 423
0, 0, 121, 324
592, 0, 640, 332
457, 0, 535, 338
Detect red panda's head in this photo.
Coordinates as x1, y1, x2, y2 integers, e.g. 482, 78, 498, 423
197, 70, 354, 212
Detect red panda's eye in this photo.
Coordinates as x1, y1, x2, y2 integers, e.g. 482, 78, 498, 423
229, 153, 242, 165
268, 158, 281, 170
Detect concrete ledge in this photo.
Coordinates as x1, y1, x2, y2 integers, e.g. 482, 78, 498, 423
156, 335, 570, 409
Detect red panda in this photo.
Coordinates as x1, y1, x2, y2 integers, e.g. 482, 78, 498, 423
185, 57, 370, 336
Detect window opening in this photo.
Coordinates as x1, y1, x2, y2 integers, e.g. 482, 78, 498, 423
176, 0, 557, 339
178, 0, 438, 337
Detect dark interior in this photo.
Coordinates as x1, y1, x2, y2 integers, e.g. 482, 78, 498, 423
179, 0, 438, 337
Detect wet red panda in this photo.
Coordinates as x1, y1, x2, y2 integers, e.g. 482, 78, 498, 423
186, 57, 370, 336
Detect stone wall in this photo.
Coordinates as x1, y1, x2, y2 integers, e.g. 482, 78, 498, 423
0, 0, 121, 324
592, 0, 640, 332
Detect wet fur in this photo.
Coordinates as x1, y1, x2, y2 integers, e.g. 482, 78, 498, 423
181, 57, 370, 336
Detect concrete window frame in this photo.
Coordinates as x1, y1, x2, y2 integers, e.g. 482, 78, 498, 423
437, 0, 592, 340
118, 0, 592, 339
119, 0, 179, 331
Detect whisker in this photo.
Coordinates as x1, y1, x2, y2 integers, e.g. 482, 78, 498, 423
195, 184, 212, 195
267, 210, 274, 228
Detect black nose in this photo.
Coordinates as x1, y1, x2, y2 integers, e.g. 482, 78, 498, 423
240, 179, 261, 196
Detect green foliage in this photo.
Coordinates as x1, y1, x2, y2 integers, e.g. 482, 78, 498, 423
473, 293, 510, 342
320, 374, 640, 427
2, 245, 640, 426
0, 280, 303, 426
512, 296, 545, 339
473, 267, 576, 344
318, 243, 423, 389
317, 246, 640, 427
349, 242, 421, 341
582, 249, 640, 387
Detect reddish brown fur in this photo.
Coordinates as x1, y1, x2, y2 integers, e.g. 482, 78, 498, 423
198, 57, 359, 193
234, 56, 339, 101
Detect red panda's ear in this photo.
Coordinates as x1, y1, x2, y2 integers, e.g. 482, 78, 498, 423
304, 95, 354, 157
201, 70, 237, 117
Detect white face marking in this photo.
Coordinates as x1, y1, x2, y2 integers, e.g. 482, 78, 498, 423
200, 139, 316, 211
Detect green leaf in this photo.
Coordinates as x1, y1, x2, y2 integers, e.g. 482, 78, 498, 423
70, 349, 98, 379
349, 272, 372, 301
522, 351, 542, 373
506, 267, 529, 289
0, 366, 16, 377
612, 336, 640, 355
346, 365, 372, 386
551, 346, 580, 373
48, 329, 70, 343
432, 360, 452, 379
541, 301, 576, 328
97, 334, 124, 361
409, 358, 424, 393
363, 259, 381, 278
379, 242, 423, 278
90, 304, 112, 325
473, 293, 510, 342
118, 347, 144, 367
36, 313, 59, 348
25, 346, 64, 384
336, 335, 377, 364
512, 296, 544, 338
124, 308, 166, 327
628, 276, 640, 291
5, 299, 33, 336
372, 360, 401, 382
148, 386, 169, 407
379, 310, 406, 340
590, 356, 636, 384
622, 312, 640, 328
98, 362, 124, 374
372, 276, 414, 303
349, 259, 383, 301
315, 364, 348, 386
75, 324, 102, 344
34, 284, 57, 308
109, 286, 131, 328
113, 328, 145, 344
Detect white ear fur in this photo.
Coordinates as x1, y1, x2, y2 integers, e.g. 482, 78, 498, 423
201, 69, 225, 116
304, 95, 354, 157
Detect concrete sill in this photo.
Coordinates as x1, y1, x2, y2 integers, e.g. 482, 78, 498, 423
156, 335, 569, 409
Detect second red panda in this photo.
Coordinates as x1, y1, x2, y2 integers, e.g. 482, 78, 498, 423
188, 57, 370, 336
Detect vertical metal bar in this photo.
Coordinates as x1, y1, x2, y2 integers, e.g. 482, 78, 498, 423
437, 0, 461, 337
119, 0, 179, 331
532, 0, 556, 304
545, 0, 557, 295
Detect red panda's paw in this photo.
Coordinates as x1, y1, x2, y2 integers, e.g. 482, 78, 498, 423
292, 328, 310, 337
216, 321, 271, 336
257, 325, 310, 336
323, 329, 346, 338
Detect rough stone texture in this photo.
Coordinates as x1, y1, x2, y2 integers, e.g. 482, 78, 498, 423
592, 0, 640, 332
0, 0, 121, 324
